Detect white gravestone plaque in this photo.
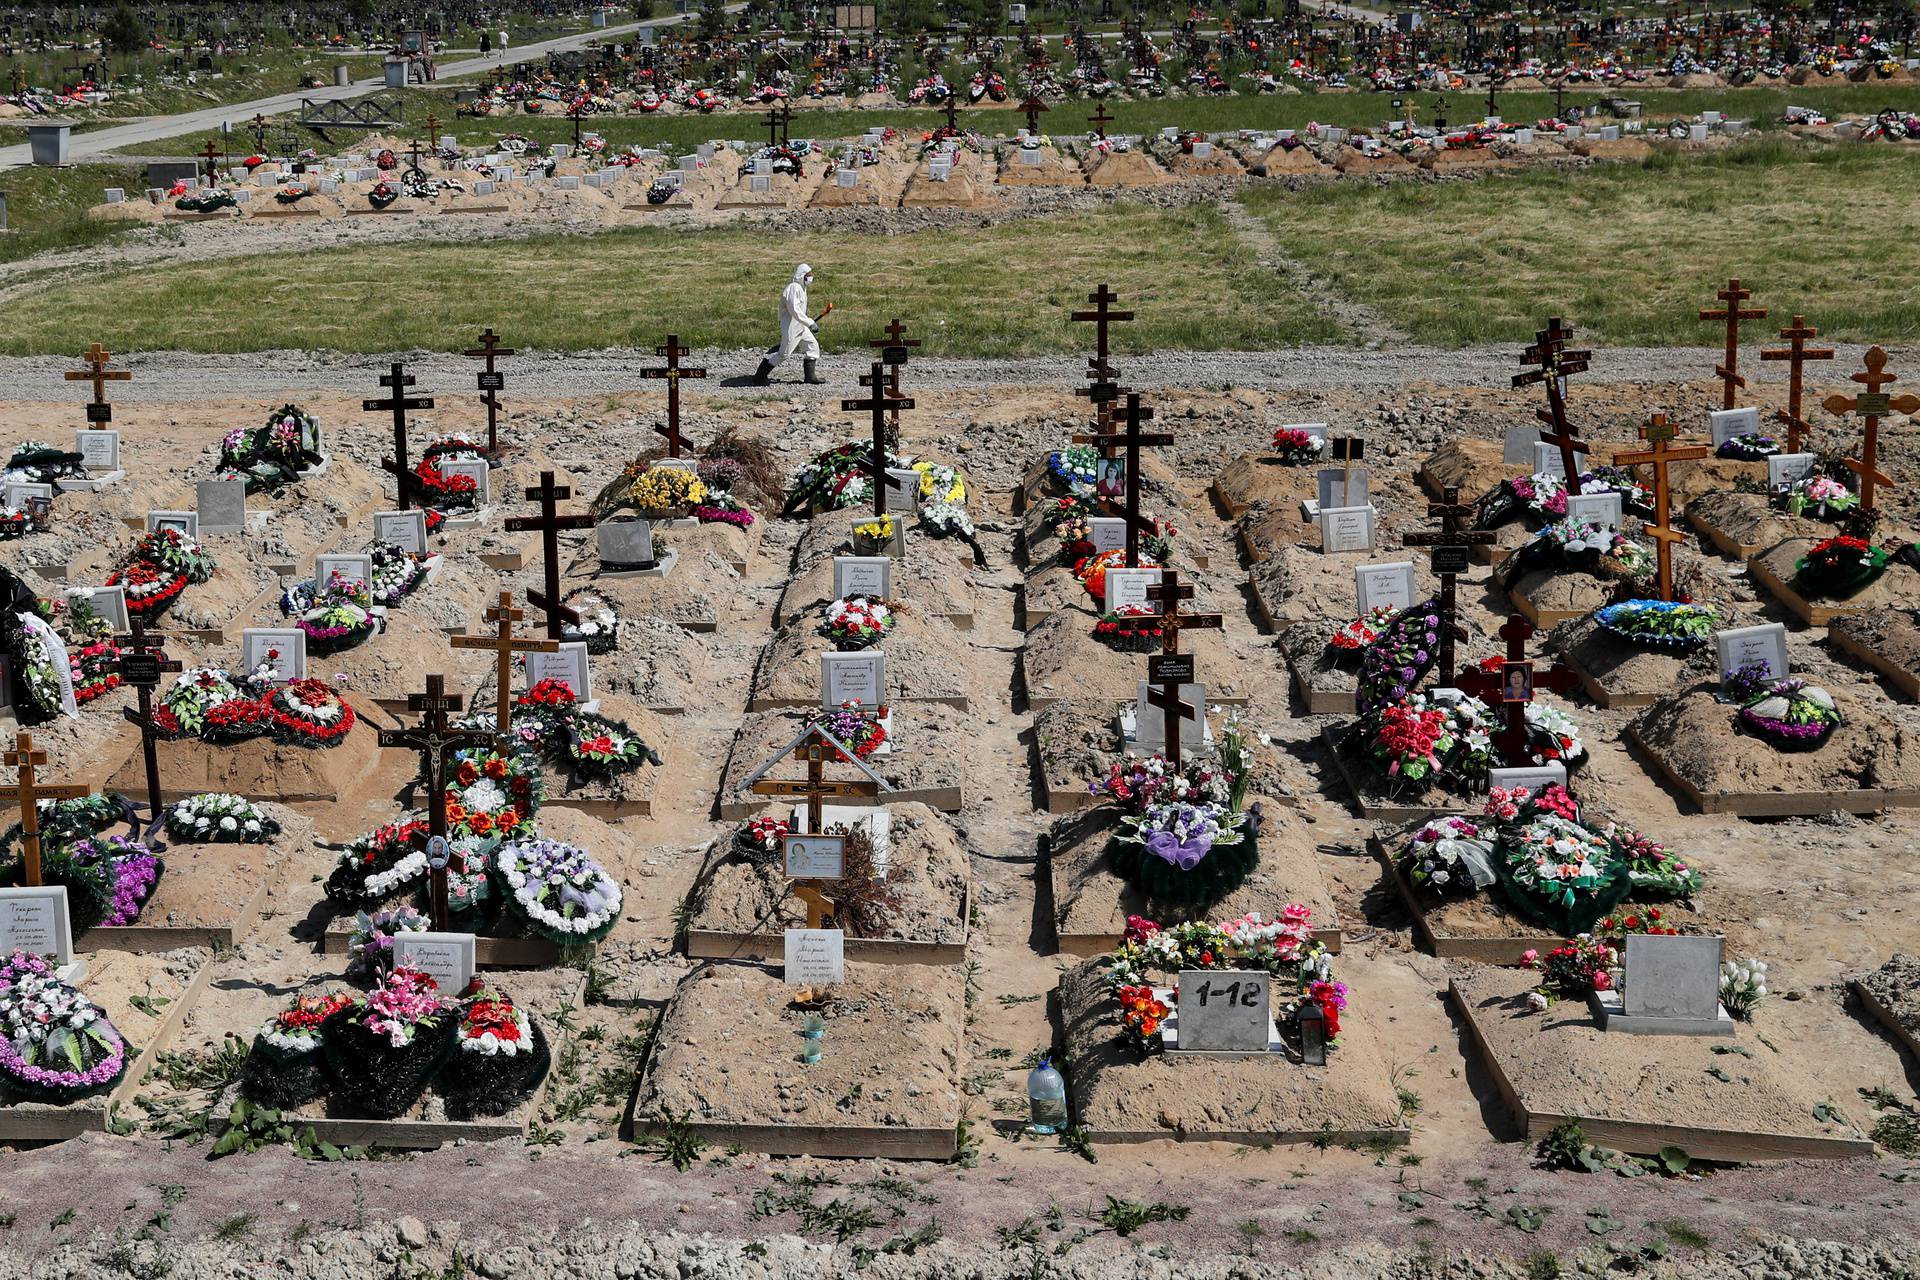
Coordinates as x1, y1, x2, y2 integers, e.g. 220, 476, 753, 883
1532, 442, 1569, 480
314, 552, 375, 590
440, 459, 491, 505
1354, 561, 1415, 613
1487, 763, 1568, 794
1710, 407, 1762, 447
147, 509, 198, 539
783, 928, 846, 985
832, 557, 891, 599
884, 468, 922, 514
3, 481, 52, 510
1564, 491, 1623, 533
821, 651, 885, 708
1316, 466, 1369, 511
1087, 517, 1128, 554
783, 833, 846, 880
65, 585, 129, 633
0, 886, 75, 967
196, 479, 247, 535
1174, 969, 1271, 1053
375, 509, 429, 555
1715, 623, 1789, 683
1103, 566, 1161, 612
1766, 453, 1818, 488
74, 430, 120, 471
527, 642, 592, 702
393, 932, 477, 993
1319, 505, 1376, 554
1502, 427, 1542, 464
241, 628, 307, 681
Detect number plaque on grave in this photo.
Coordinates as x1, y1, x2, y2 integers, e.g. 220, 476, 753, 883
1174, 969, 1272, 1053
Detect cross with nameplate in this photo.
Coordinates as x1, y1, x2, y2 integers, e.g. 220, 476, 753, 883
641, 334, 706, 457
842, 363, 915, 516
0, 733, 91, 887
1612, 414, 1709, 602
367, 361, 435, 511
1020, 90, 1049, 133
750, 734, 880, 836
1089, 101, 1113, 138
505, 471, 593, 639
1451, 614, 1581, 768
1732, 317, 1821, 458
64, 343, 130, 426
1402, 486, 1498, 681
449, 590, 558, 740
869, 318, 920, 432
376, 676, 495, 929
425, 111, 441, 149
1144, 567, 1221, 656
111, 613, 183, 835
1512, 317, 1592, 496
463, 328, 516, 457
1073, 392, 1170, 567
1699, 278, 1767, 412
1823, 345, 1916, 512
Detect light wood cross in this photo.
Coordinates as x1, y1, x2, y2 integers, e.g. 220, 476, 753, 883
1823, 346, 1916, 512
1613, 413, 1710, 602
449, 591, 558, 740
0, 733, 92, 887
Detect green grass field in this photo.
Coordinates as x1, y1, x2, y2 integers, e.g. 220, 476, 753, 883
0, 161, 144, 264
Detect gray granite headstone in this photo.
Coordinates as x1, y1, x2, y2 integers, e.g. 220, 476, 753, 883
598, 518, 656, 568
196, 478, 247, 535
1622, 935, 1725, 1022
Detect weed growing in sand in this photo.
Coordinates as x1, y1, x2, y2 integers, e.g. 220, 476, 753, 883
212, 1214, 256, 1243
1873, 1111, 1920, 1155
1097, 1197, 1190, 1237
638, 1110, 707, 1171
1061, 1124, 1097, 1164
1284, 1228, 1317, 1244
1656, 1219, 1711, 1250
1234, 1219, 1267, 1256
1523, 1253, 1563, 1280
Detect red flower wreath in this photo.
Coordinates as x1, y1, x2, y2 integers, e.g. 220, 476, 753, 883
266, 678, 356, 744
107, 561, 188, 615
516, 679, 578, 711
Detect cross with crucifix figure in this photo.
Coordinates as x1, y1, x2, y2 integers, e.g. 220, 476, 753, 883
111, 614, 183, 836
642, 334, 706, 457
198, 138, 223, 185
463, 328, 516, 457
1612, 414, 1709, 602
751, 733, 880, 835
1403, 486, 1498, 680
1072, 283, 1133, 431
0, 733, 91, 887
1699, 278, 1767, 411
843, 363, 914, 516
65, 343, 131, 426
1073, 392, 1171, 567
450, 590, 558, 740
367, 362, 435, 511
1823, 345, 1916, 512
375, 675, 496, 930
1512, 317, 1592, 496
1020, 90, 1049, 133
1451, 614, 1581, 768
1760, 315, 1834, 455
1088, 101, 1113, 138
505, 471, 593, 639
869, 318, 920, 433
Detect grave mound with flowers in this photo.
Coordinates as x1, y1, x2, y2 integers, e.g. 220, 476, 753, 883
1748, 533, 1920, 626
1557, 598, 1729, 709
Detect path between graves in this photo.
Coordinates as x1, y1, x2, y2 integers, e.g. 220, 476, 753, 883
1214, 197, 1411, 351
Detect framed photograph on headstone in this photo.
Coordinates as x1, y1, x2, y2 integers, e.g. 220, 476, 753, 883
1353, 560, 1415, 613
64, 585, 129, 633
1715, 623, 1788, 683
526, 641, 592, 702
832, 556, 890, 600
196, 478, 247, 535
147, 509, 199, 540
1103, 566, 1162, 612
1175, 970, 1271, 1053
1318, 505, 1376, 554
1564, 491, 1623, 533
783, 928, 845, 986
1709, 406, 1761, 447
1766, 453, 1818, 489
1532, 442, 1568, 479
241, 627, 308, 681
782, 833, 846, 880
374, 509, 429, 555
0, 886, 75, 967
440, 459, 491, 506
314, 552, 375, 590
392, 932, 477, 994
820, 651, 886, 708
1086, 517, 1128, 554
74, 429, 120, 472
1094, 457, 1126, 501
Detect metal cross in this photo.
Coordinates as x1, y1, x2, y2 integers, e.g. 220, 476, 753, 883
0, 733, 91, 887
463, 328, 516, 457
374, 675, 496, 929
64, 343, 130, 425
641, 334, 707, 457
1512, 317, 1592, 496
1698, 278, 1767, 411
841, 363, 915, 516
367, 361, 435, 511
1760, 315, 1835, 455
1073, 393, 1171, 567
111, 613, 184, 837
750, 736, 879, 835
869, 318, 920, 432
1402, 486, 1498, 681
1612, 414, 1710, 602
1823, 345, 1917, 512
1449, 614, 1582, 768
505, 471, 594, 638
449, 590, 558, 741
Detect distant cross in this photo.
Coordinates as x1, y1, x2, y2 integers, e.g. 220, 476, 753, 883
463, 328, 516, 457
366, 361, 435, 511
1760, 315, 1835, 454
1020, 90, 1049, 133
641, 334, 707, 457
64, 343, 130, 426
941, 92, 960, 136
403, 137, 427, 184
778, 101, 793, 145
250, 112, 268, 153
111, 614, 184, 836
1073, 393, 1172, 567
868, 318, 920, 432
425, 111, 441, 148
1402, 486, 1498, 680
449, 590, 558, 740
374, 676, 496, 929
764, 103, 783, 148
0, 734, 90, 887
198, 138, 223, 185
1088, 101, 1113, 138
568, 99, 585, 152
1450, 614, 1582, 768
1071, 283, 1134, 431
1823, 345, 1917, 512
842, 362, 915, 516
1511, 317, 1592, 496
1698, 278, 1767, 412
1612, 414, 1709, 602
751, 735, 879, 835
505, 471, 594, 638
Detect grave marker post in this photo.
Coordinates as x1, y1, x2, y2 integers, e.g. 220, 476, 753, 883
111, 613, 183, 835
1070, 282, 1132, 432
1072, 393, 1171, 567
1020, 90, 1049, 133
1822, 345, 1915, 513
367, 361, 435, 511
505, 472, 594, 639
1402, 486, 1498, 680
448, 590, 559, 740
375, 675, 496, 929
841, 364, 914, 516
63, 343, 131, 427
0, 734, 91, 887
1512, 317, 1592, 495
1698, 277, 1767, 412
462, 327, 516, 457
1088, 101, 1113, 138
868, 318, 920, 433
1760, 315, 1834, 454
1611, 414, 1709, 601
1450, 614, 1582, 768
641, 334, 707, 458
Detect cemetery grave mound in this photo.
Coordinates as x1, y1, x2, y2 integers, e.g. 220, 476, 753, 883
747, 605, 971, 712
719, 706, 969, 818
1030, 697, 1305, 817
1850, 953, 1920, 1067
1686, 489, 1831, 560
1829, 609, 1920, 701
1748, 536, 1920, 627
1555, 606, 1729, 709
1420, 438, 1532, 507
1081, 147, 1174, 186
994, 142, 1086, 187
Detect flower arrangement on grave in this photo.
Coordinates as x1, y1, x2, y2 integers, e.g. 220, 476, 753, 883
1601, 826, 1702, 899
1093, 604, 1162, 653
346, 906, 428, 977
239, 990, 355, 1107
448, 748, 539, 846
438, 984, 551, 1119
566, 713, 660, 776
1354, 599, 1441, 714
0, 950, 129, 1103
1353, 688, 1528, 798
70, 835, 163, 928
411, 437, 485, 511
153, 667, 248, 739
1529, 935, 1618, 1001
4, 440, 84, 484
0, 797, 143, 932
107, 527, 216, 619
320, 966, 457, 1119
1521, 519, 1656, 581
1483, 467, 1653, 528
626, 465, 708, 518
1777, 473, 1859, 522
1046, 444, 1100, 495
1073, 548, 1159, 604
911, 460, 967, 506
784, 442, 907, 513
1481, 785, 1633, 935
1101, 910, 1341, 1056
367, 541, 429, 606
1717, 431, 1780, 461
491, 837, 623, 944
920, 500, 981, 554
811, 700, 888, 761
263, 677, 356, 746
560, 587, 621, 654
1399, 815, 1496, 897
1327, 604, 1398, 662
822, 595, 896, 650
175, 189, 237, 213
1795, 534, 1890, 596
1109, 798, 1259, 905
217, 405, 324, 492
166, 793, 280, 844
1092, 749, 1241, 814
1593, 599, 1720, 650
67, 617, 122, 705
206, 695, 273, 743
281, 570, 376, 654
1456, 666, 1588, 767
692, 489, 756, 528
325, 817, 432, 905
1050, 506, 1095, 561
1721, 956, 1767, 1020
274, 182, 313, 204
3, 597, 67, 725
1269, 426, 1326, 466
734, 816, 790, 866
851, 514, 896, 555
1730, 667, 1841, 749
368, 180, 400, 209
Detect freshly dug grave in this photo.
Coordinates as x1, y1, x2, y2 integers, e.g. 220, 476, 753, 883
1687, 490, 1831, 559
1048, 801, 1339, 955
1852, 953, 1920, 1062
1249, 544, 1444, 635
1235, 502, 1318, 565
529, 693, 667, 819
1059, 958, 1405, 1144
1211, 452, 1321, 519
1020, 606, 1248, 709
1082, 147, 1174, 186
1030, 697, 1305, 817
554, 539, 735, 634
631, 960, 965, 1159
306, 610, 491, 712
1245, 141, 1328, 174
1830, 609, 1920, 699
1449, 967, 1870, 1161
1750, 538, 1920, 626
747, 608, 971, 710
685, 802, 969, 962
83, 804, 313, 951
995, 144, 1085, 186
1555, 611, 1727, 709
1280, 610, 1492, 714
1157, 144, 1247, 177
1421, 438, 1530, 502
1628, 684, 1920, 816
717, 705, 973, 818
784, 515, 982, 630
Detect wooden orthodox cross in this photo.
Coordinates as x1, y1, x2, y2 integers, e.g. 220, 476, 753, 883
1144, 568, 1221, 655
1071, 283, 1133, 431
1402, 487, 1497, 681
505, 472, 593, 638
1612, 414, 1709, 602
367, 361, 435, 511
642, 334, 706, 457
425, 111, 441, 148
375, 676, 496, 930
449, 590, 558, 739
1699, 278, 1767, 412
1450, 614, 1582, 768
1823, 346, 1916, 512
842, 363, 914, 516
750, 733, 880, 835
1073, 392, 1170, 567
112, 614, 183, 836
1020, 90, 1049, 133
198, 138, 223, 185
1088, 101, 1113, 138
1512, 317, 1591, 495
869, 318, 920, 433
764, 103, 783, 148
0, 734, 91, 887
1760, 315, 1834, 455
463, 328, 515, 457
65, 343, 130, 425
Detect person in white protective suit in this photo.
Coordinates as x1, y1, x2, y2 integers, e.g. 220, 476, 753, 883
753, 263, 829, 385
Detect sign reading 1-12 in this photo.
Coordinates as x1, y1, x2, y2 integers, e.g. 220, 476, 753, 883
1175, 968, 1271, 1052
1192, 976, 1262, 1007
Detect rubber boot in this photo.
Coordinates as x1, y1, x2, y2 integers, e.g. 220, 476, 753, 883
803, 358, 825, 385
752, 357, 775, 386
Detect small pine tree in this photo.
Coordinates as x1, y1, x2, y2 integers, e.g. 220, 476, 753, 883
101, 3, 148, 56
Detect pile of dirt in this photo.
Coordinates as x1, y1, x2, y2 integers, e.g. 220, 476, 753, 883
1083, 148, 1173, 186
1629, 685, 1920, 801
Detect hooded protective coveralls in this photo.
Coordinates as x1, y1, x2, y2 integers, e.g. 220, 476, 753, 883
755, 264, 824, 384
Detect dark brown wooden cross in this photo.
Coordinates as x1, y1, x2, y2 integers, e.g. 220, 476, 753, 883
1020, 90, 1049, 133
750, 734, 879, 835
0, 733, 91, 887
1761, 315, 1834, 455
869, 318, 920, 432
1073, 393, 1171, 567
1512, 317, 1592, 496
250, 112, 269, 153
449, 590, 557, 739
1088, 101, 1113, 138
198, 138, 223, 185
111, 613, 183, 836
1698, 278, 1767, 412
1144, 567, 1221, 656
505, 472, 593, 638
463, 328, 516, 457
568, 99, 585, 152
367, 362, 435, 511
1071, 283, 1134, 432
778, 101, 793, 145
1329, 436, 1365, 502
842, 363, 915, 516
1612, 414, 1709, 602
425, 111, 441, 148
941, 93, 961, 137
375, 675, 496, 929
1823, 345, 1917, 512
764, 103, 783, 148
641, 334, 706, 457
1450, 614, 1582, 768
1402, 486, 1498, 681
64, 343, 130, 425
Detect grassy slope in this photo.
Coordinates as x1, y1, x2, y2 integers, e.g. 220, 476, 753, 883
0, 161, 144, 264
